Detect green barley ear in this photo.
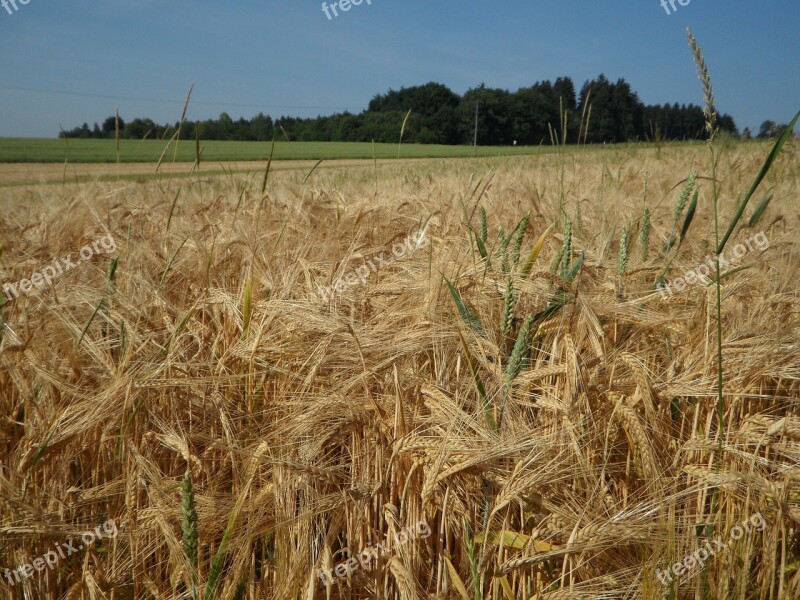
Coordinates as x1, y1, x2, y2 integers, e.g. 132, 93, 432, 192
667, 171, 697, 250
674, 171, 697, 224
181, 470, 199, 578
506, 314, 533, 385
475, 207, 491, 266
560, 217, 572, 276
496, 225, 505, 249
497, 226, 511, 274
640, 207, 651, 261
687, 28, 718, 139
510, 212, 530, 268
549, 241, 565, 275
500, 277, 516, 341
618, 228, 629, 278
499, 314, 535, 429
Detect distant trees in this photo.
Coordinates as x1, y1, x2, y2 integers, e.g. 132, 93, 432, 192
578, 75, 644, 143
757, 120, 790, 139
59, 77, 741, 145
101, 116, 123, 136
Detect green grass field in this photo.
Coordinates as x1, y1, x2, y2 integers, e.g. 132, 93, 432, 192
0, 138, 558, 163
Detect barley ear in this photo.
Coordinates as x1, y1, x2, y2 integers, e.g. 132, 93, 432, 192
500, 277, 516, 341
497, 226, 510, 274
618, 228, 629, 278
506, 314, 534, 385
181, 470, 199, 576
499, 314, 535, 428
674, 171, 697, 224
560, 217, 572, 276
510, 212, 530, 268
667, 171, 697, 250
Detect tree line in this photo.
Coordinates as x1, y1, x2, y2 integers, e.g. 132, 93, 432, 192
60, 75, 761, 145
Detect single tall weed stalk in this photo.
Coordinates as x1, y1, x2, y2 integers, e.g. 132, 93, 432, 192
687, 32, 799, 588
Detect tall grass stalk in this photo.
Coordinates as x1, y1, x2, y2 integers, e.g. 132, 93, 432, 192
688, 34, 799, 585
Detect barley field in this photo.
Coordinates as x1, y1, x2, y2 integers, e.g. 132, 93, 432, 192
1, 137, 799, 600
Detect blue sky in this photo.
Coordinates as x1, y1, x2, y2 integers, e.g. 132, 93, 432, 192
0, 0, 797, 138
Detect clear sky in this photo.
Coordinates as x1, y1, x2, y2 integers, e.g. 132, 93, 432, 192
0, 0, 797, 138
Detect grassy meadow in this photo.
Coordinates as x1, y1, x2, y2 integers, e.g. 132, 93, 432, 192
0, 135, 799, 599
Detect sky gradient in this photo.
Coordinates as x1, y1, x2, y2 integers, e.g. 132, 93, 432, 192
0, 0, 797, 138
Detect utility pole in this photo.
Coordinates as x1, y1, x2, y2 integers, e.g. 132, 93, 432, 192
473, 101, 479, 156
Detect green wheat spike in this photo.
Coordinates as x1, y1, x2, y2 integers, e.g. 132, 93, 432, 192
510, 212, 530, 268
500, 276, 516, 340
479, 207, 488, 243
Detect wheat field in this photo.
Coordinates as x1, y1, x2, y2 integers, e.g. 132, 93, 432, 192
1, 140, 799, 599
